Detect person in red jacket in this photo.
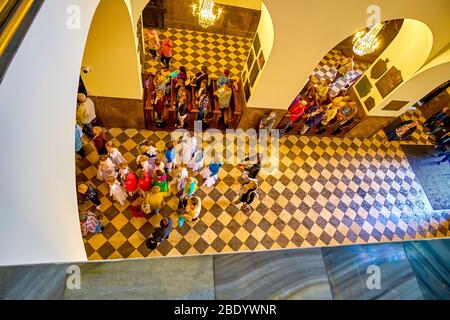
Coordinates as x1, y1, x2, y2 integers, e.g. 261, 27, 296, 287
137, 169, 152, 195
281, 97, 308, 134
118, 162, 137, 196
160, 37, 173, 69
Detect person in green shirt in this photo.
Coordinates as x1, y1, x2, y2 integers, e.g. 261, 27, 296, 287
183, 175, 198, 198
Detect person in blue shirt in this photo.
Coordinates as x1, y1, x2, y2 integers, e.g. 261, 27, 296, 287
164, 141, 176, 172
75, 124, 85, 158
203, 159, 222, 187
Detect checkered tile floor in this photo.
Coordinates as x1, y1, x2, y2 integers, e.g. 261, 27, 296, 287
77, 110, 449, 260
143, 28, 251, 80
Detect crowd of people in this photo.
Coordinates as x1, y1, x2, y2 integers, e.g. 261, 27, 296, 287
74, 28, 450, 254
279, 84, 358, 136
75, 108, 264, 249
264, 55, 360, 136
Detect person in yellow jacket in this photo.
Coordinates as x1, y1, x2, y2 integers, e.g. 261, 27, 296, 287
146, 186, 165, 216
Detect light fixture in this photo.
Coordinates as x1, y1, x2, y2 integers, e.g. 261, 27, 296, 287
352, 22, 385, 56
192, 0, 223, 29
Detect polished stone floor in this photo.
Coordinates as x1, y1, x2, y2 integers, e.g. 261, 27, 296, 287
1, 239, 448, 300
402, 145, 450, 210
76, 108, 449, 260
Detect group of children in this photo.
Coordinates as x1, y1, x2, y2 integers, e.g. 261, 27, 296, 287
78, 128, 227, 236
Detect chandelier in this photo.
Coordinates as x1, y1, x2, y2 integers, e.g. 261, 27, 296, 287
352, 22, 385, 56
192, 0, 223, 29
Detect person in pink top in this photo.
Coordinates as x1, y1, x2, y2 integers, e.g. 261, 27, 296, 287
160, 37, 173, 69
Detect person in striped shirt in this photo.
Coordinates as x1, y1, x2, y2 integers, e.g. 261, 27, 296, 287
79, 211, 103, 237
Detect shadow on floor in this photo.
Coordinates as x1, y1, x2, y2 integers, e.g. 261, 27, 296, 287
402, 145, 450, 210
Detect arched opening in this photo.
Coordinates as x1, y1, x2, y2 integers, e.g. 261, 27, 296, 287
81, 0, 143, 100
277, 18, 434, 138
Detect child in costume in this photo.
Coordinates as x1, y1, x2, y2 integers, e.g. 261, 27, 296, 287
106, 141, 126, 167
97, 155, 117, 181
118, 162, 137, 196
106, 176, 128, 205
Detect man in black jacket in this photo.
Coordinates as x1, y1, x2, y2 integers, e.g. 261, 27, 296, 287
146, 218, 173, 250
241, 154, 262, 181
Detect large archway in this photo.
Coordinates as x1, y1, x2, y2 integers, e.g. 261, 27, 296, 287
81, 0, 144, 99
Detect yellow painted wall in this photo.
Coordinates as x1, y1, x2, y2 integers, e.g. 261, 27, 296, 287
81, 0, 143, 99
216, 0, 261, 10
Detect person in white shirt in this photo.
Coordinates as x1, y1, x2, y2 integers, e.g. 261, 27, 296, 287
76, 93, 97, 138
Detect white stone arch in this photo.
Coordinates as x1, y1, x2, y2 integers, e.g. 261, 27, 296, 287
374, 49, 450, 116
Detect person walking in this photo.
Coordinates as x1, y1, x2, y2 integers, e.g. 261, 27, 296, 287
160, 37, 173, 69
76, 93, 97, 138
145, 27, 160, 60
240, 154, 262, 181
259, 112, 277, 130
236, 180, 259, 214
146, 218, 173, 250
203, 158, 222, 187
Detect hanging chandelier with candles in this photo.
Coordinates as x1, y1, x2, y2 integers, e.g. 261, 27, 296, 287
192, 0, 223, 29
352, 22, 385, 56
